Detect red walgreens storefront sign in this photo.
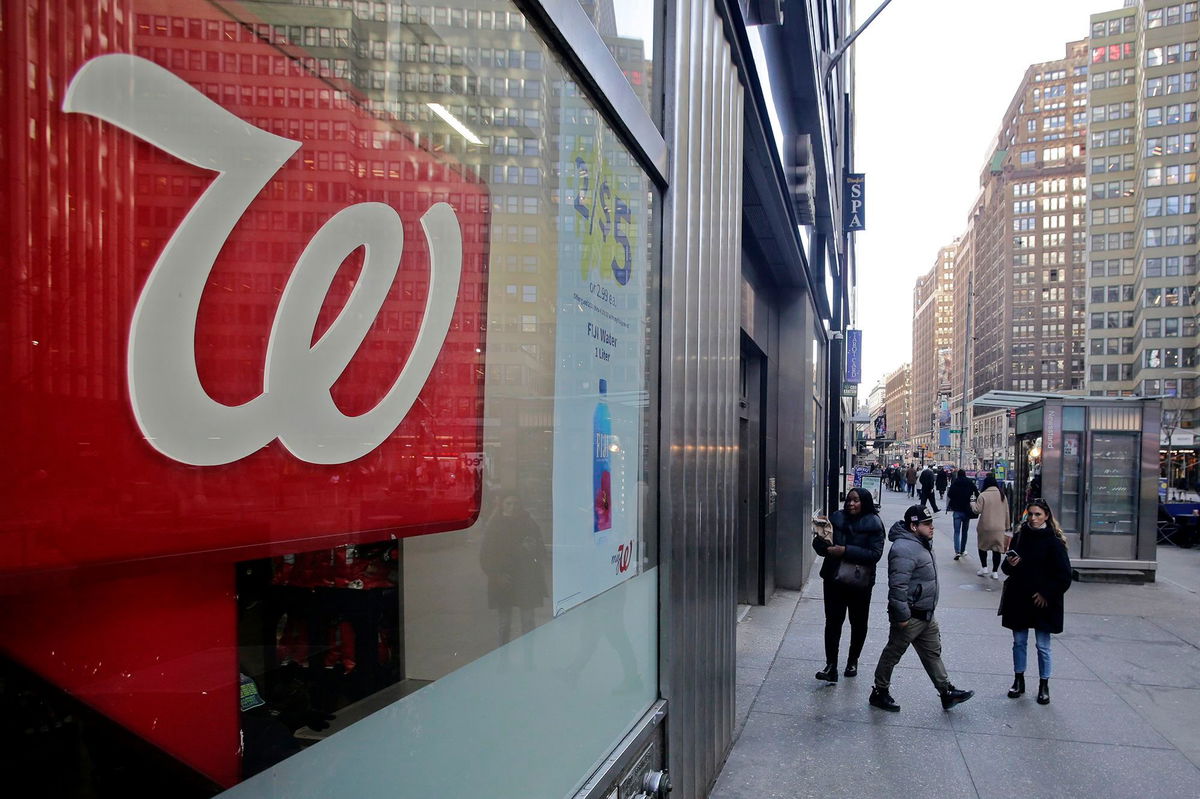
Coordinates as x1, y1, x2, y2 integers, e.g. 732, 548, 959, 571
1, 1, 489, 786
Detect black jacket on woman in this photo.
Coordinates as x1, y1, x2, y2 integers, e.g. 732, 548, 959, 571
812, 509, 886, 587
946, 475, 979, 513
999, 523, 1072, 633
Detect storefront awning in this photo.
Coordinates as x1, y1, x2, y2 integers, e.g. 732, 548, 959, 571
969, 390, 1076, 410
971, 390, 1159, 411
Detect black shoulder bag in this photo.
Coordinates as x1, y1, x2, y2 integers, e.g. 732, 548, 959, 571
996, 529, 1021, 616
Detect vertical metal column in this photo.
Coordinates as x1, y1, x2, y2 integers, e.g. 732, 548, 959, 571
658, 0, 744, 795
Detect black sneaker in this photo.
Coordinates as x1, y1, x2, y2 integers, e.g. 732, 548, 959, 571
815, 664, 838, 683
940, 685, 974, 710
868, 687, 900, 712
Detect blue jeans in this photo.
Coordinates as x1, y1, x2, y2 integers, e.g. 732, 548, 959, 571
952, 511, 971, 554
1012, 628, 1052, 679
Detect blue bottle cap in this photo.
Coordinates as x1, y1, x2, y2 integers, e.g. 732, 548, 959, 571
599, 378, 607, 394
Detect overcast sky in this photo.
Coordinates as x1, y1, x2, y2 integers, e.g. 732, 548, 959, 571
852, 0, 1123, 395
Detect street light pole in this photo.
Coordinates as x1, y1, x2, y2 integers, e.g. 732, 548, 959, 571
823, 0, 900, 77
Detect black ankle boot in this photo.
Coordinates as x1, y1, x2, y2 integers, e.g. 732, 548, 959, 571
1008, 673, 1025, 699
1037, 679, 1050, 704
940, 684, 975, 710
815, 664, 838, 683
868, 686, 900, 712
843, 660, 858, 677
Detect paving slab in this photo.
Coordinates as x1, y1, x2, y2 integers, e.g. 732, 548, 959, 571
1060, 611, 1189, 643
933, 631, 1099, 681
1150, 614, 1200, 648
947, 676, 1174, 748
1057, 636, 1200, 689
735, 665, 768, 687
733, 681, 757, 740
775, 621, 892, 662
1107, 682, 1200, 769
710, 711, 976, 799
750, 655, 956, 732
958, 732, 1200, 799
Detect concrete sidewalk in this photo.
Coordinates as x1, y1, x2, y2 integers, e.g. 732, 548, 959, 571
712, 486, 1200, 799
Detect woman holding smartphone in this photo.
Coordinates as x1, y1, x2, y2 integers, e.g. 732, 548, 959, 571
999, 499, 1072, 704
811, 488, 886, 683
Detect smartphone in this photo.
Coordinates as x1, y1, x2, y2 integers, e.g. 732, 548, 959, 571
1004, 549, 1019, 559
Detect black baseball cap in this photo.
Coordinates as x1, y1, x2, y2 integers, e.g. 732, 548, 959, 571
905, 505, 934, 525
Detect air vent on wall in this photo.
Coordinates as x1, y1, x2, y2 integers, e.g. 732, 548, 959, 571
788, 133, 816, 225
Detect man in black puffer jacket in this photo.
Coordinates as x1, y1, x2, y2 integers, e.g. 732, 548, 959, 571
868, 505, 974, 713
918, 467, 939, 512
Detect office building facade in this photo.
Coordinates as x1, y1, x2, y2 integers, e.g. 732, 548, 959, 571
1086, 1, 1200, 423
884, 362, 912, 459
957, 43, 1091, 468
910, 242, 956, 462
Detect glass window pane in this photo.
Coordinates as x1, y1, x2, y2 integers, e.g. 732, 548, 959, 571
0, 1, 662, 794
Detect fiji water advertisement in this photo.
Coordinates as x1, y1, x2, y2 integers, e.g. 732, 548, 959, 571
551, 105, 649, 615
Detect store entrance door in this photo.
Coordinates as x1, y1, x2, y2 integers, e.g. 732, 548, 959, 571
1083, 431, 1140, 560
737, 343, 765, 605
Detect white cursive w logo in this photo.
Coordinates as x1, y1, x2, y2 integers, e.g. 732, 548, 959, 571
64, 54, 463, 466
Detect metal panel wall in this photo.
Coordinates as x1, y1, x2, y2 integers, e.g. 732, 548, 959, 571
659, 1, 744, 796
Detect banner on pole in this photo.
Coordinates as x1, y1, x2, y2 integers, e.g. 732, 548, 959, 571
844, 329, 862, 384
845, 173, 865, 231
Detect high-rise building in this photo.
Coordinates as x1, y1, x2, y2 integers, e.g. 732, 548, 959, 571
960, 42, 1090, 468
1085, 1, 1200, 429
911, 242, 956, 461
949, 215, 977, 463
1084, 5, 1142, 402
884, 363, 912, 461
973, 42, 1091, 395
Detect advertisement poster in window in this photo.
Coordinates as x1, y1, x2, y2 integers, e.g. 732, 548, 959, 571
551, 93, 650, 615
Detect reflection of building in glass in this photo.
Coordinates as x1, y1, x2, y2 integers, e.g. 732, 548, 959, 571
225, 0, 655, 508
577, 0, 654, 112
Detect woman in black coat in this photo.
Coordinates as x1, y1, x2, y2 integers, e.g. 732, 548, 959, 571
811, 488, 885, 682
999, 499, 1072, 704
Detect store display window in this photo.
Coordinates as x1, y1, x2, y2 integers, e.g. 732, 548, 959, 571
1, 1, 659, 794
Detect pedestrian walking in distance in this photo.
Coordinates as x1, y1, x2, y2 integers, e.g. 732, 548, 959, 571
1000, 499, 1072, 705
918, 466, 939, 513
904, 464, 917, 497
947, 468, 980, 560
811, 488, 885, 682
935, 466, 949, 501
972, 473, 1010, 579
869, 505, 974, 713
